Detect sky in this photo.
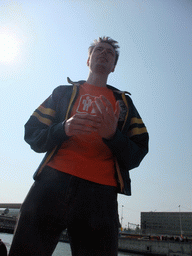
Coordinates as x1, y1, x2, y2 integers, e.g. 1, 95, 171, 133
0, 0, 192, 228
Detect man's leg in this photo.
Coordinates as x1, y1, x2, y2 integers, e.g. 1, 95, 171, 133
67, 179, 119, 256
9, 209, 63, 256
68, 219, 119, 256
9, 167, 72, 256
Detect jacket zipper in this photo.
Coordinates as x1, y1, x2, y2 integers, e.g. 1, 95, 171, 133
65, 84, 78, 119
121, 92, 129, 131
115, 92, 129, 193
36, 84, 78, 176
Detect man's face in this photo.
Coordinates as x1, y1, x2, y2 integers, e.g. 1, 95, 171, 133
87, 42, 116, 75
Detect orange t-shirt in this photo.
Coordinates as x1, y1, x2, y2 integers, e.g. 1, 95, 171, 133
47, 83, 117, 187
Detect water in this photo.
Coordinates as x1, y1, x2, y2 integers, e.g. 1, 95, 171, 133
0, 233, 142, 256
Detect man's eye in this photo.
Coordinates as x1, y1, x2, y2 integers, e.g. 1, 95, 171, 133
108, 51, 114, 55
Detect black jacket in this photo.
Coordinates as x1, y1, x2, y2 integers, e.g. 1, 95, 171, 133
24, 78, 149, 196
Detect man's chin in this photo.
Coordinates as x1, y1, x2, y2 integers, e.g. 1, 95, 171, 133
95, 64, 107, 74
98, 57, 107, 63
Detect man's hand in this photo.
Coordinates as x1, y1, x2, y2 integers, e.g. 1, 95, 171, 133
91, 96, 120, 139
64, 113, 101, 137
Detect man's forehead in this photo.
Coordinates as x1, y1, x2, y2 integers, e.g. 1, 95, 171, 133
94, 42, 115, 52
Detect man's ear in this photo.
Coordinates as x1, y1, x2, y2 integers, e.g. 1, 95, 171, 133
111, 65, 115, 73
87, 57, 90, 66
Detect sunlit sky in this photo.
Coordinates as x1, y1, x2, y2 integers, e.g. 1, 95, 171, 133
0, 0, 192, 227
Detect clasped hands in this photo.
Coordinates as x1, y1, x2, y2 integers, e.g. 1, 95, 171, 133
65, 96, 120, 140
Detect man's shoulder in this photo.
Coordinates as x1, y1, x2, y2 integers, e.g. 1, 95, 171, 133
54, 84, 73, 91
107, 84, 131, 96
51, 85, 72, 99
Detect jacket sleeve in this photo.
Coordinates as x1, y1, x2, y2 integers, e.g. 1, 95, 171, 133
103, 98, 149, 171
24, 87, 70, 153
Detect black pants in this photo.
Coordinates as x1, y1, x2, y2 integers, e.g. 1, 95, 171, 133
9, 166, 119, 256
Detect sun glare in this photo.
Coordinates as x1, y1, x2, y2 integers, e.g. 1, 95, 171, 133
0, 33, 20, 63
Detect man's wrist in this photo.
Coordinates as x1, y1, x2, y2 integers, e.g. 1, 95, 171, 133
103, 131, 116, 140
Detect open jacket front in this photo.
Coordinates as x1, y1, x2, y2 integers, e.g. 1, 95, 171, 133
24, 78, 149, 196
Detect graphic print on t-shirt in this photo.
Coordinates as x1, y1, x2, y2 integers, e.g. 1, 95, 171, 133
76, 94, 96, 115
47, 83, 118, 187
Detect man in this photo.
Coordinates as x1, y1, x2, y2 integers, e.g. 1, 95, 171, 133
9, 37, 149, 256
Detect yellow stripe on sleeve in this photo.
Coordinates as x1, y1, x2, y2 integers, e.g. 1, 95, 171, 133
128, 127, 148, 137
32, 112, 53, 126
130, 117, 144, 125
38, 105, 56, 117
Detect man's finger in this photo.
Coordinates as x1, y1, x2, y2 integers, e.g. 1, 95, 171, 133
94, 97, 106, 114
91, 101, 102, 117
100, 96, 115, 115
72, 124, 98, 132
74, 118, 101, 129
75, 113, 101, 122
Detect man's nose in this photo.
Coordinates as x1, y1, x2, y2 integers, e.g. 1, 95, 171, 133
101, 49, 107, 55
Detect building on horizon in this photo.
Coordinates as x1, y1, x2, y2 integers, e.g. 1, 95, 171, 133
141, 212, 192, 236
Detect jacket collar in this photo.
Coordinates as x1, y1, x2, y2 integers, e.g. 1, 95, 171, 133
67, 77, 131, 95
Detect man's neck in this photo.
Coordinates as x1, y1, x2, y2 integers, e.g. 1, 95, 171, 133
86, 73, 108, 88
